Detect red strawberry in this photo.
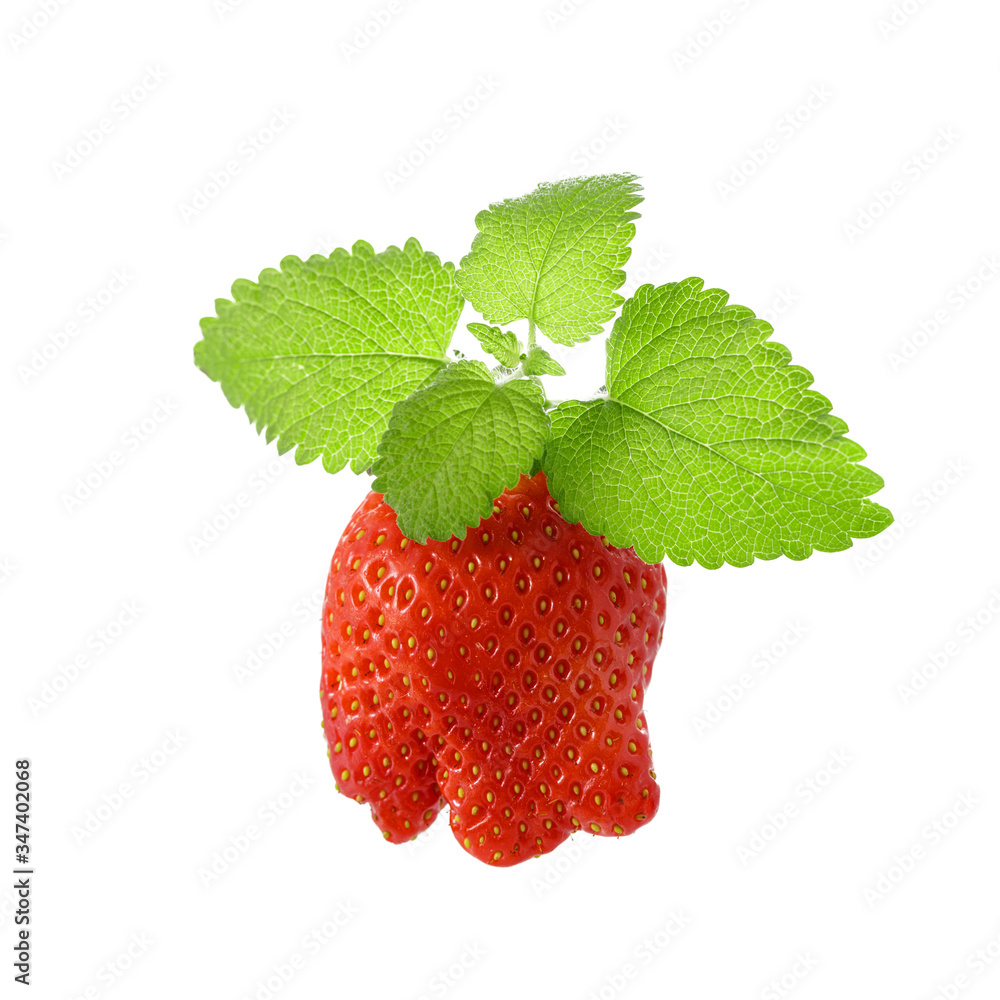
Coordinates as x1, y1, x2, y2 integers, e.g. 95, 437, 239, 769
320, 472, 666, 866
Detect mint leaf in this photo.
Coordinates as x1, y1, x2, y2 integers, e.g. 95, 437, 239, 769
467, 324, 565, 376
522, 346, 566, 377
455, 174, 642, 346
372, 362, 549, 542
544, 278, 893, 568
195, 238, 463, 473
467, 322, 522, 368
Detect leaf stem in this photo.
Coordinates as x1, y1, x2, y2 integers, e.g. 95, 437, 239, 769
527, 318, 537, 349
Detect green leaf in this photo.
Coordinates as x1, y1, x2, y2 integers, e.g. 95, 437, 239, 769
543, 278, 893, 568
467, 322, 522, 368
372, 362, 550, 542
194, 238, 463, 473
455, 174, 642, 346
522, 346, 566, 378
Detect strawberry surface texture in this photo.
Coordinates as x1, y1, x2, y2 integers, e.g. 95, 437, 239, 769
320, 472, 666, 867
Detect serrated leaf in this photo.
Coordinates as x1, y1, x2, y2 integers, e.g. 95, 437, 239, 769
543, 278, 893, 568
372, 362, 550, 542
522, 346, 566, 377
467, 322, 522, 368
455, 174, 642, 346
195, 238, 463, 473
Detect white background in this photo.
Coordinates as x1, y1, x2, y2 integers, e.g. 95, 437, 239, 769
3, 0, 1000, 997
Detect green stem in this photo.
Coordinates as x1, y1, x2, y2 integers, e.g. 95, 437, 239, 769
527, 318, 537, 350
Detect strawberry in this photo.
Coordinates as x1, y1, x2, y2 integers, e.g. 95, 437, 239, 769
320, 472, 667, 866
